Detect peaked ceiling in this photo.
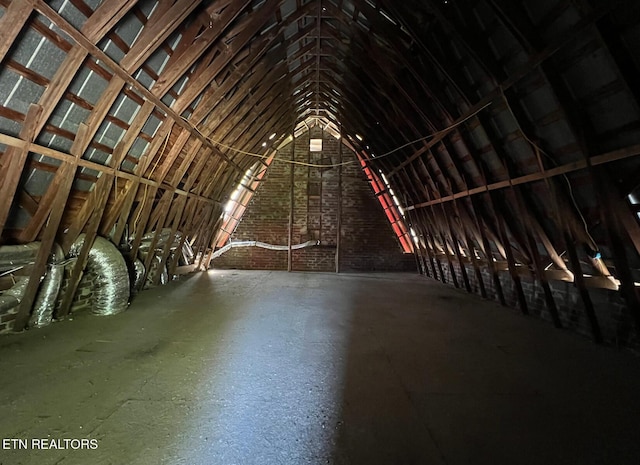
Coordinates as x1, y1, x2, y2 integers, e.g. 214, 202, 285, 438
2, 0, 640, 334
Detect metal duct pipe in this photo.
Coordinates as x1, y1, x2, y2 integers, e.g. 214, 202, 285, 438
0, 277, 29, 313
143, 255, 168, 289
70, 235, 130, 316
29, 244, 64, 328
212, 240, 319, 259
0, 243, 40, 271
138, 229, 181, 253
131, 258, 145, 295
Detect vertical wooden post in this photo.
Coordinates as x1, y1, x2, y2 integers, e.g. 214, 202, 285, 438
335, 133, 342, 273
288, 133, 295, 272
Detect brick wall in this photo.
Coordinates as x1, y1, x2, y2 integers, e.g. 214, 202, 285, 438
213, 127, 415, 272
426, 257, 639, 351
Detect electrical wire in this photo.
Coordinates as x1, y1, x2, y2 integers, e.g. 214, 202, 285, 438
181, 103, 492, 169
499, 88, 599, 252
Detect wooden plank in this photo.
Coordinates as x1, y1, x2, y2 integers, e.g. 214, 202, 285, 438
82, 0, 139, 43
388, 2, 614, 176
288, 135, 295, 272
513, 186, 562, 327
152, 0, 252, 97
336, 134, 342, 273
406, 143, 640, 211
120, 0, 201, 73
129, 185, 160, 260
451, 190, 487, 298
13, 124, 91, 330
31, 0, 243, 173
61, 172, 112, 253
152, 196, 187, 286
0, 131, 217, 205
167, 198, 200, 275
138, 191, 176, 284
0, 0, 33, 64
0, 104, 43, 236
56, 173, 115, 318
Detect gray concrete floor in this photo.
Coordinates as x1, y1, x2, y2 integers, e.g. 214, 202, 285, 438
1, 271, 640, 465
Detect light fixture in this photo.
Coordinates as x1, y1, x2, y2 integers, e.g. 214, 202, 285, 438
269, 133, 276, 140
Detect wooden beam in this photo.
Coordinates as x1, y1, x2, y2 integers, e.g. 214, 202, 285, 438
13, 124, 91, 330
56, 173, 114, 318
406, 143, 640, 210
0, 104, 43, 237
0, 1, 33, 64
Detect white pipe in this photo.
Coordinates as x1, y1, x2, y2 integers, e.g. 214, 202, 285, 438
212, 240, 318, 259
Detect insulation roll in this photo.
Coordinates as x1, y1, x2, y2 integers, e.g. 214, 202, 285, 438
29, 244, 64, 328
70, 235, 130, 316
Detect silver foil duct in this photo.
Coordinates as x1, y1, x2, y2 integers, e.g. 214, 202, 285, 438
0, 277, 29, 313
29, 244, 64, 328
70, 235, 130, 316
138, 228, 181, 254
143, 255, 168, 289
132, 258, 145, 294
0, 243, 40, 272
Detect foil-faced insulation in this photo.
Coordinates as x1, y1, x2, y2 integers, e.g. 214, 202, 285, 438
138, 228, 181, 254
143, 255, 168, 289
30, 244, 64, 328
0, 243, 40, 271
131, 258, 145, 295
212, 240, 319, 259
0, 277, 29, 313
136, 229, 191, 285
69, 235, 129, 316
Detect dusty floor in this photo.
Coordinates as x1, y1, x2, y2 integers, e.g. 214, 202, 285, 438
1, 270, 640, 464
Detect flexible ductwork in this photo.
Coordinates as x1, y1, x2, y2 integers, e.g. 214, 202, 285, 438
138, 228, 181, 254
29, 244, 64, 328
69, 235, 129, 316
143, 255, 168, 289
0, 244, 37, 313
131, 258, 145, 295
0, 242, 66, 328
0, 277, 29, 313
212, 240, 319, 259
0, 243, 40, 271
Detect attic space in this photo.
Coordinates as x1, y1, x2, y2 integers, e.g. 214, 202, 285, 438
1, 0, 640, 463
